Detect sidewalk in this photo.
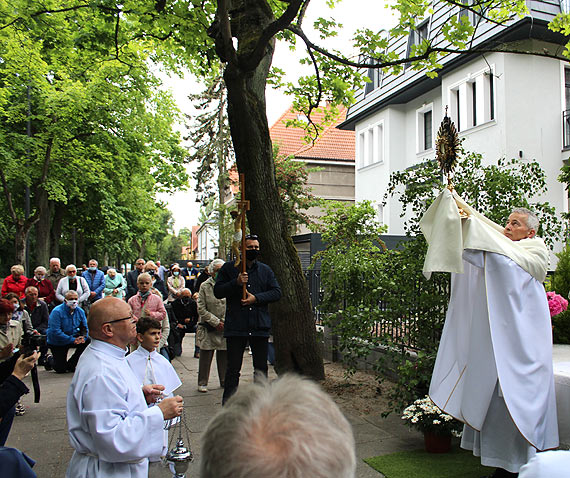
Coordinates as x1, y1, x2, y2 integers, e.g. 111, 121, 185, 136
6, 335, 423, 477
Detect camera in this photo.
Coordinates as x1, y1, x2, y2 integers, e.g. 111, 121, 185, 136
20, 333, 47, 357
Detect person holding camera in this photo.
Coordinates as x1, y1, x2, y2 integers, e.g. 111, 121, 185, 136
0, 298, 40, 440
0, 347, 39, 478
47, 290, 90, 374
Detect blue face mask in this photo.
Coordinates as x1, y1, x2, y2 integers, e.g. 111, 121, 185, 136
173, 271, 180, 276
89, 266, 97, 272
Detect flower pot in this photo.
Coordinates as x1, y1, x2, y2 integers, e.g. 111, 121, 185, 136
423, 431, 452, 453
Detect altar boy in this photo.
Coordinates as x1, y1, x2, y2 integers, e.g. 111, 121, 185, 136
127, 317, 182, 460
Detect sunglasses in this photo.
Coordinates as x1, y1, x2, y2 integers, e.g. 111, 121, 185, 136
103, 314, 134, 325
245, 234, 259, 240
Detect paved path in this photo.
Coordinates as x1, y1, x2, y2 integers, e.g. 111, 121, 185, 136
7, 335, 423, 477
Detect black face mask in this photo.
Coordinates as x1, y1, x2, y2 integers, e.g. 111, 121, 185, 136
246, 249, 260, 261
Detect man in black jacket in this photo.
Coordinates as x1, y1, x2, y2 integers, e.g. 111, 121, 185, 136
171, 288, 199, 357
126, 258, 145, 300
214, 234, 281, 404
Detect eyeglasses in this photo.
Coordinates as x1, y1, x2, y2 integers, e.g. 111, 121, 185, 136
103, 314, 134, 325
245, 234, 258, 240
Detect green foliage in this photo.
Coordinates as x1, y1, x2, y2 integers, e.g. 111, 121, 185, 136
0, 0, 191, 266
552, 244, 570, 300
274, 146, 324, 233
314, 201, 387, 369
553, 308, 570, 345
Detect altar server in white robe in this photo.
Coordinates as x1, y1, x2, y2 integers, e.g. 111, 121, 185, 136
127, 316, 182, 461
66, 297, 184, 478
421, 190, 558, 478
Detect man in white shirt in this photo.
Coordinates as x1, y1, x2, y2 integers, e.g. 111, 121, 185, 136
66, 297, 183, 478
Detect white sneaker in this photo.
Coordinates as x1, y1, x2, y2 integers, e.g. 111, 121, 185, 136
198, 385, 208, 393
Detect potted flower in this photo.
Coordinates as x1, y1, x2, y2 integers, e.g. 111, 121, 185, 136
547, 291, 568, 318
401, 396, 463, 453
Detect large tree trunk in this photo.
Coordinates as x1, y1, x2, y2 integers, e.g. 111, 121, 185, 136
50, 202, 65, 258
220, 1, 324, 380
77, 231, 85, 267
14, 223, 28, 266
35, 189, 51, 267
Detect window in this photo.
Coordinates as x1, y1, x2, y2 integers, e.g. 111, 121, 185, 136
417, 105, 433, 152
406, 19, 430, 61
448, 68, 495, 132
364, 59, 383, 95
458, 0, 477, 25
376, 204, 384, 226
563, 68, 570, 148
357, 123, 384, 168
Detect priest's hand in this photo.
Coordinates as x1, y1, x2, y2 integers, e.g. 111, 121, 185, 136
142, 384, 165, 404
159, 395, 184, 420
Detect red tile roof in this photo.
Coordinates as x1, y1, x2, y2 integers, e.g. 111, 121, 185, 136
269, 105, 355, 162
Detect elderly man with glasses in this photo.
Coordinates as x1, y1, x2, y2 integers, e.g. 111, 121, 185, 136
65, 297, 183, 478
47, 290, 90, 374
55, 265, 90, 309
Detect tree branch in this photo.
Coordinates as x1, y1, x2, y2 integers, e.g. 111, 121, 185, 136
215, 0, 238, 65
240, 0, 305, 71
288, 23, 569, 72
0, 169, 18, 223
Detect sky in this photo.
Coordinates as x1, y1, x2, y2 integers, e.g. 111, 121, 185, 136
159, 0, 397, 234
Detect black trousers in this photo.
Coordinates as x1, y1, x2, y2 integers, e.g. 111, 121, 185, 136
222, 336, 268, 405
50, 339, 91, 373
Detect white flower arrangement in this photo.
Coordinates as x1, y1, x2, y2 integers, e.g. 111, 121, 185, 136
401, 396, 463, 437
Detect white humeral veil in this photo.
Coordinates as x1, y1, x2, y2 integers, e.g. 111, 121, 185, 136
421, 189, 558, 453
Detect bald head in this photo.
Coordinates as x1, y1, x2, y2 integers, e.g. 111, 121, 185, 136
88, 297, 134, 345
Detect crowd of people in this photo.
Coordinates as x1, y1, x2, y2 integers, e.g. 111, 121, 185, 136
1, 235, 337, 478
2, 204, 567, 478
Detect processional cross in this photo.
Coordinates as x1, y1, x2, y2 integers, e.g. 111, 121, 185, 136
231, 173, 250, 300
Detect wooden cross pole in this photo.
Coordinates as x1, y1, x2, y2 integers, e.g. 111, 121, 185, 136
237, 173, 250, 300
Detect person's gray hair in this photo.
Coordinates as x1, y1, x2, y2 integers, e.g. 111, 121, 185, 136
89, 259, 98, 266
208, 259, 225, 274
49, 257, 61, 265
65, 290, 79, 299
107, 268, 116, 275
65, 264, 77, 273
512, 207, 539, 232
200, 374, 356, 478
10, 264, 25, 275
25, 286, 38, 294
34, 266, 47, 275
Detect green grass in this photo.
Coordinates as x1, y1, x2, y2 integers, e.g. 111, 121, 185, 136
364, 447, 492, 478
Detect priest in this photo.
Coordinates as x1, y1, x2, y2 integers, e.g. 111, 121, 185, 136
422, 190, 558, 478
65, 297, 184, 478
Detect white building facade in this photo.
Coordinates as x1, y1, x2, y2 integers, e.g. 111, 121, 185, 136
342, 1, 569, 253
196, 219, 218, 261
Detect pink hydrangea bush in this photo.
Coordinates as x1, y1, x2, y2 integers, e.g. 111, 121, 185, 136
547, 291, 568, 318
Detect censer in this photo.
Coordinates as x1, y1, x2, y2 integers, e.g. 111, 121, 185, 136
164, 404, 193, 477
